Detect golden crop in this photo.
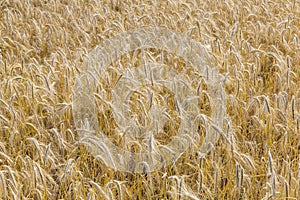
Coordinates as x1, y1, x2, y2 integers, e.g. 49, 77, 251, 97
0, 0, 299, 199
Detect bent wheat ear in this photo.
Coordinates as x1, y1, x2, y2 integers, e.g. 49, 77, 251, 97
89, 180, 110, 200
0, 171, 7, 200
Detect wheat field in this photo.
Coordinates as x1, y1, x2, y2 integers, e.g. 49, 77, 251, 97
0, 0, 300, 199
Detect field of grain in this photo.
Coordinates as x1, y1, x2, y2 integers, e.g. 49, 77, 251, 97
0, 0, 300, 199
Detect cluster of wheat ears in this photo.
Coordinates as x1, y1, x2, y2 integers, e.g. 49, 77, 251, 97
0, 0, 300, 199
